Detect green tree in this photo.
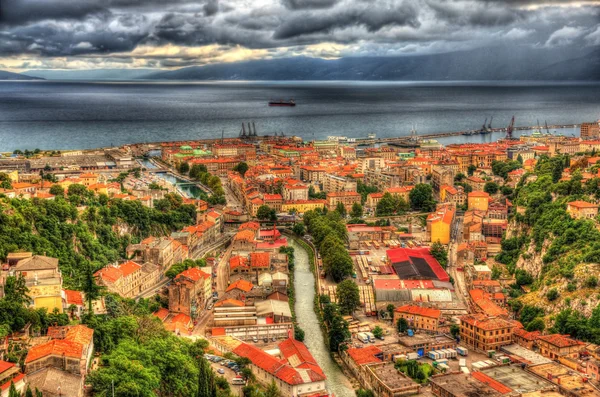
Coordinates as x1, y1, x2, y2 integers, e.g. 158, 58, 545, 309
257, 205, 276, 221
450, 324, 460, 338
25, 385, 34, 397
546, 288, 559, 301
397, 318, 408, 333
335, 202, 347, 217
8, 382, 18, 397
484, 181, 499, 195
178, 162, 190, 174
49, 184, 64, 196
372, 326, 383, 339
4, 274, 29, 305
327, 305, 350, 352
322, 248, 354, 282
292, 223, 305, 236
517, 154, 524, 164
409, 184, 435, 212
350, 202, 363, 219
430, 241, 448, 269
386, 304, 395, 320
265, 381, 280, 397
197, 355, 217, 397
81, 261, 103, 316
337, 280, 360, 315
356, 390, 375, 397
467, 164, 477, 176
526, 318, 546, 332
233, 162, 249, 177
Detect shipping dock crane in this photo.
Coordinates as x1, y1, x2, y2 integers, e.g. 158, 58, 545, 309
487, 116, 493, 130
506, 116, 515, 140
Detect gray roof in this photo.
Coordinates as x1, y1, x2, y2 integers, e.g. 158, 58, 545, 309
27, 367, 83, 397
15, 255, 58, 271
256, 299, 292, 318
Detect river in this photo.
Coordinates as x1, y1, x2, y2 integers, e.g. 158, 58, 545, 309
290, 239, 354, 397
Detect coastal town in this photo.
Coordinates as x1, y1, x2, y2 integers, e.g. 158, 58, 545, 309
2, 119, 600, 397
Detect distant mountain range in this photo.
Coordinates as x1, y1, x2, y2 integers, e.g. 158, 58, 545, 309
142, 46, 600, 81
0, 70, 43, 80
3, 45, 599, 81
23, 69, 158, 80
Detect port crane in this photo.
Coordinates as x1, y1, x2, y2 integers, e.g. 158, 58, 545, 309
487, 116, 493, 130
506, 116, 515, 139
545, 120, 550, 135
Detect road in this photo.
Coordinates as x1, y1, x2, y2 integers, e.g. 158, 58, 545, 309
221, 178, 244, 212
447, 214, 469, 308
135, 235, 232, 300
216, 243, 234, 294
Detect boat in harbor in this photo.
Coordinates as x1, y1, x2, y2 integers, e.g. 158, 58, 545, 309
268, 99, 296, 107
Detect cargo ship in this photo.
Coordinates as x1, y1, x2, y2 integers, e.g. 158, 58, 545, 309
268, 99, 295, 107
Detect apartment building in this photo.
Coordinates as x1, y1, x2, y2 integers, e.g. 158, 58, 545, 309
459, 313, 514, 352
322, 173, 357, 193
394, 305, 441, 332
95, 261, 160, 298
567, 200, 599, 220
581, 121, 600, 139
431, 165, 455, 193
326, 191, 361, 211
282, 184, 309, 201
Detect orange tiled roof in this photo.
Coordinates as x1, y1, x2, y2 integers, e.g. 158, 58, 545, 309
395, 304, 441, 319
25, 340, 83, 363
568, 200, 599, 209
346, 345, 383, 366
250, 252, 270, 268
226, 280, 253, 292
234, 230, 255, 242
63, 289, 84, 306
538, 334, 583, 348
119, 260, 141, 277
215, 299, 245, 307
176, 267, 209, 282
153, 308, 170, 321
229, 256, 249, 270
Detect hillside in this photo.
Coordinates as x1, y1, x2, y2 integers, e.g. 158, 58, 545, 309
143, 46, 600, 81
494, 155, 600, 340
0, 70, 43, 80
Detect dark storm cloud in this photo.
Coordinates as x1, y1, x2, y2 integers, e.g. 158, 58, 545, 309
1, 0, 599, 69
274, 2, 420, 39
281, 0, 339, 10
0, 0, 107, 25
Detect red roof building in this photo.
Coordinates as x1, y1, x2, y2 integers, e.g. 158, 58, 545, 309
386, 247, 450, 282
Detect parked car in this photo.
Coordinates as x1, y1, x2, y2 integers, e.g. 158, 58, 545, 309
217, 369, 225, 374
263, 337, 269, 343
252, 337, 258, 343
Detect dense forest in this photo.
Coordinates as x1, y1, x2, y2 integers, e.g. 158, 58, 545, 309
495, 154, 600, 342
0, 186, 197, 288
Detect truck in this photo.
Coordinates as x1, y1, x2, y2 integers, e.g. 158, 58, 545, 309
459, 358, 466, 367
456, 346, 468, 356
407, 352, 419, 360
428, 351, 440, 360
365, 332, 376, 343
460, 366, 471, 375
357, 333, 370, 343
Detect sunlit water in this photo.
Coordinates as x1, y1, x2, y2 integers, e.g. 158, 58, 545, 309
0, 81, 598, 151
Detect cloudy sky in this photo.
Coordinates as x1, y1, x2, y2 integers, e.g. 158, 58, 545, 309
0, 0, 599, 71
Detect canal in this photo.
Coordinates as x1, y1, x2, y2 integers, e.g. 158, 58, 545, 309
290, 239, 354, 397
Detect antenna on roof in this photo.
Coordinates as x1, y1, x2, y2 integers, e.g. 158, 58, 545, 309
221, 129, 225, 144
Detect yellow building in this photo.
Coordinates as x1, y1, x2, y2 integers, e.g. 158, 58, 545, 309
426, 206, 454, 244
79, 173, 99, 187
6, 170, 19, 182
12, 255, 63, 313
468, 191, 490, 211
281, 199, 326, 214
